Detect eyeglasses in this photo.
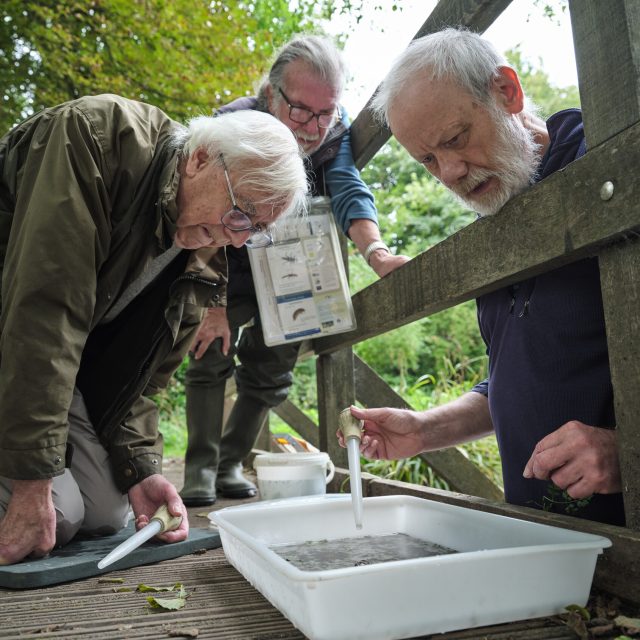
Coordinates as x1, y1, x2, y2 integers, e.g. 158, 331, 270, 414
219, 154, 273, 248
278, 88, 339, 129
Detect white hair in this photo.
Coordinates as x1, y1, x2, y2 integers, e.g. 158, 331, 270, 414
173, 110, 308, 218
372, 28, 514, 125
256, 34, 347, 109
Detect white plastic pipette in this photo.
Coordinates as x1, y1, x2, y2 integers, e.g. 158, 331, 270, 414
346, 437, 363, 529
339, 408, 364, 529
97, 504, 182, 569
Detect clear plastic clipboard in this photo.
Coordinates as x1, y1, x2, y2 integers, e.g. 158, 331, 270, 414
248, 196, 356, 346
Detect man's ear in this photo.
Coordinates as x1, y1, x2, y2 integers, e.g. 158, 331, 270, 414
185, 147, 210, 176
492, 66, 525, 114
265, 83, 275, 113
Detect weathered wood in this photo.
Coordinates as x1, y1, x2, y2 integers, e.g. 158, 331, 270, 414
272, 398, 319, 448
569, 0, 640, 148
599, 241, 640, 531
350, 0, 513, 168
316, 350, 355, 467
354, 356, 504, 501
569, 0, 640, 531
315, 122, 640, 354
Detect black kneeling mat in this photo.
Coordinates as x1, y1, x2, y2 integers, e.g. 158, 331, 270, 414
0, 523, 221, 589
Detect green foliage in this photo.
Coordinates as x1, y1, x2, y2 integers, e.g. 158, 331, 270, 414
506, 46, 580, 118
0, 0, 334, 131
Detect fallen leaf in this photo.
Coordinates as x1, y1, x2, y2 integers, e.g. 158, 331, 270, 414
564, 611, 589, 639
566, 604, 591, 621
138, 582, 183, 593
614, 615, 640, 634
146, 584, 189, 611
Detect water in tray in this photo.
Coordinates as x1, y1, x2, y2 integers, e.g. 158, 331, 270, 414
271, 533, 457, 571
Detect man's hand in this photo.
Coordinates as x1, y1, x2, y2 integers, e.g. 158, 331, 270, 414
336, 405, 426, 460
128, 474, 189, 543
190, 307, 230, 359
0, 479, 56, 565
523, 421, 621, 499
368, 250, 410, 278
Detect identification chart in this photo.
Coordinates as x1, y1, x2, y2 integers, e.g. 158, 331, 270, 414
248, 197, 356, 346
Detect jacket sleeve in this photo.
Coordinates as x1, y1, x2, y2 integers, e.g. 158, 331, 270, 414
324, 108, 379, 236
107, 303, 203, 492
0, 106, 112, 480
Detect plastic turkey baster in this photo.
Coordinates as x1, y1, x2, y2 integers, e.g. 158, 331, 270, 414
346, 437, 363, 529
339, 408, 364, 529
97, 504, 182, 570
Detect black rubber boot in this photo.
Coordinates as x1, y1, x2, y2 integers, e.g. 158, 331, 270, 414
216, 394, 271, 499
180, 383, 226, 507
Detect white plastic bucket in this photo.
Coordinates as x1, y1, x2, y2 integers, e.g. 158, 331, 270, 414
253, 452, 335, 500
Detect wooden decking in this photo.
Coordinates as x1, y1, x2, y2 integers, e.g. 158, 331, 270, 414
0, 458, 634, 640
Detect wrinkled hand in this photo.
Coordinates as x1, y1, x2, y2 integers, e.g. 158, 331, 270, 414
336, 405, 426, 460
523, 421, 621, 499
190, 307, 230, 359
369, 252, 411, 278
128, 474, 189, 543
0, 479, 56, 565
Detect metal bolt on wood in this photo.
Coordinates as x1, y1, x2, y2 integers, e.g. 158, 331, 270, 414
600, 181, 614, 201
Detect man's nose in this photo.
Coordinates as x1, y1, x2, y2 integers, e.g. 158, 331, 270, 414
438, 153, 468, 188
300, 116, 321, 134
230, 229, 252, 248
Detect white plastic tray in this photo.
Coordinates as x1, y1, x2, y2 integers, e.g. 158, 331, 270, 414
210, 494, 610, 640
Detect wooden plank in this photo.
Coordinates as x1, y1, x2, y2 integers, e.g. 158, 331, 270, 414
569, 0, 640, 530
316, 350, 354, 467
315, 122, 640, 354
272, 399, 319, 448
354, 356, 504, 501
569, 0, 640, 147
350, 0, 513, 168
599, 242, 640, 530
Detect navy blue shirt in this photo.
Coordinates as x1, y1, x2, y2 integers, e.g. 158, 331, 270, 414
473, 109, 625, 526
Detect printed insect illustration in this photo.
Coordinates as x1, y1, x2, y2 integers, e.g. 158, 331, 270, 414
279, 252, 299, 264
282, 273, 299, 279
292, 308, 306, 320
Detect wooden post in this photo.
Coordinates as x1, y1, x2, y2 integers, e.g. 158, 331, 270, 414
570, 0, 640, 529
316, 350, 354, 468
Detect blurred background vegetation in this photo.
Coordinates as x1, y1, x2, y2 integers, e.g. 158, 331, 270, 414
2, 0, 578, 493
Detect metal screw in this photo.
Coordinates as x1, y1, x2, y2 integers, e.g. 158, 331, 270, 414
600, 181, 614, 201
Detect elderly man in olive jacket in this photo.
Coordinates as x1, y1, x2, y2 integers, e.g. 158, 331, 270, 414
0, 93, 307, 564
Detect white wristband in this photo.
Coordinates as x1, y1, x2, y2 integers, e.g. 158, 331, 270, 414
363, 240, 391, 265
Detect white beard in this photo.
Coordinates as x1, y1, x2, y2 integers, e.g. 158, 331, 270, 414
450, 107, 541, 217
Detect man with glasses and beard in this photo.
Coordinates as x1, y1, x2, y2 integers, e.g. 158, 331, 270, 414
338, 28, 625, 527
180, 35, 410, 507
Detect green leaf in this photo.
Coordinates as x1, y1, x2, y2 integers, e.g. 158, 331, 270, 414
146, 595, 187, 611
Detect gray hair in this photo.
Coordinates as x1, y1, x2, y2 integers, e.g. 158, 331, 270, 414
173, 110, 308, 218
256, 35, 347, 109
372, 28, 511, 125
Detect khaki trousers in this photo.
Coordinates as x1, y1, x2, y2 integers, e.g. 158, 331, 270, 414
0, 388, 130, 547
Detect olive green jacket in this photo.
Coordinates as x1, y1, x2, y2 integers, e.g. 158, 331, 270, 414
0, 94, 227, 491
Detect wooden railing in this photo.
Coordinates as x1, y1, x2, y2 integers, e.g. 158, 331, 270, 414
243, 0, 640, 604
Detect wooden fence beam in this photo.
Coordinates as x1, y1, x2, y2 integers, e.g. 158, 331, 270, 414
272, 399, 319, 448
315, 122, 640, 354
316, 350, 355, 467
570, 0, 640, 530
